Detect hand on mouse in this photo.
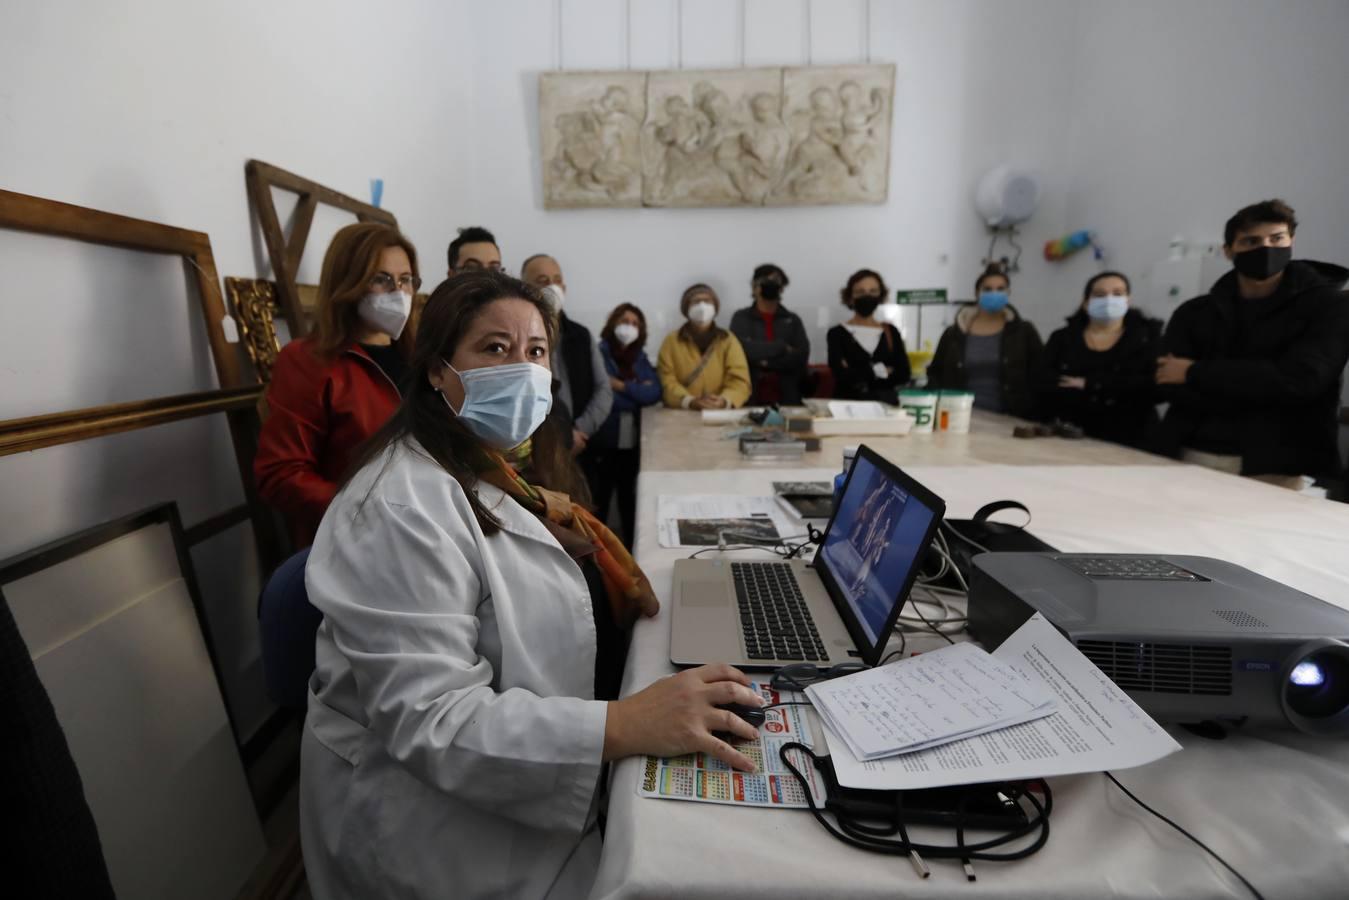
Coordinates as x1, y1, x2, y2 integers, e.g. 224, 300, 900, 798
603, 664, 764, 772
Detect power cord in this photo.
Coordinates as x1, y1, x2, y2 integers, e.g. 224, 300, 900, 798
1105, 773, 1266, 900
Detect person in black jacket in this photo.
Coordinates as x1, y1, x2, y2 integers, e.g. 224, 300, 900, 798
827, 268, 910, 403
1156, 199, 1349, 486
729, 263, 811, 405
1042, 271, 1161, 449
926, 265, 1044, 419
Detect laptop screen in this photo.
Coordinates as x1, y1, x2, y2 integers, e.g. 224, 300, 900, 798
817, 452, 940, 648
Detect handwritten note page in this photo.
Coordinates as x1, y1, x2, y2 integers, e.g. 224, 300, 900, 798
805, 641, 1057, 761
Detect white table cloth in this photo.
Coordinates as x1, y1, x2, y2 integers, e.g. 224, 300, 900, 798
591, 464, 1349, 899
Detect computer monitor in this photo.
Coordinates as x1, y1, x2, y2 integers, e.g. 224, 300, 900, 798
814, 445, 947, 664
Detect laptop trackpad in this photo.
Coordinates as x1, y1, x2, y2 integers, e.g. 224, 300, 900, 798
682, 581, 729, 608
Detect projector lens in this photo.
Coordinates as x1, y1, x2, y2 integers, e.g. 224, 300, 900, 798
1284, 647, 1349, 722
1290, 661, 1325, 687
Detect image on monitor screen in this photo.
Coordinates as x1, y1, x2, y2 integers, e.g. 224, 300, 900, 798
819, 456, 938, 647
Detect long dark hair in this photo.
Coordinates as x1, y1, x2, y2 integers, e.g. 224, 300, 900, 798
1068, 270, 1133, 325
600, 302, 649, 350
342, 271, 586, 535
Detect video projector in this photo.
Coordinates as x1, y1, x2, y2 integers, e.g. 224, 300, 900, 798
967, 553, 1349, 736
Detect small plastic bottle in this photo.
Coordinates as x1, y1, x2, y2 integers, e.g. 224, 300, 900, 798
833, 445, 859, 503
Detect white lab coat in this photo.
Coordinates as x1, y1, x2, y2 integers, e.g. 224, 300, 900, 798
300, 439, 609, 900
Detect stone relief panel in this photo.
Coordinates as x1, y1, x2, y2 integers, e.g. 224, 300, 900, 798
539, 64, 894, 209
540, 71, 647, 208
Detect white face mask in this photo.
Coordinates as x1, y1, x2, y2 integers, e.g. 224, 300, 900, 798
687, 301, 716, 325
613, 323, 640, 346
441, 360, 554, 450
1086, 294, 1129, 321
541, 284, 565, 310
357, 290, 413, 340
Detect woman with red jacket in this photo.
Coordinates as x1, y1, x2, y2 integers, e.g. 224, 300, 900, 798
255, 222, 421, 548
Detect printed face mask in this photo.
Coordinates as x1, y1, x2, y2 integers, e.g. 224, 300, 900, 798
978, 290, 1009, 313
1232, 245, 1291, 281
687, 301, 716, 325
357, 290, 413, 340
441, 360, 553, 450
613, 323, 640, 346
1086, 295, 1129, 321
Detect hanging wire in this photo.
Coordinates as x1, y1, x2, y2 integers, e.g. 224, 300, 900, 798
554, 0, 563, 70
623, 0, 632, 69
863, 0, 871, 63
676, 0, 684, 69
804, 0, 813, 65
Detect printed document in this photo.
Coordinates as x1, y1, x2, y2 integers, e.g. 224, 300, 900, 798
823, 615, 1183, 789
656, 495, 795, 548
805, 641, 1057, 761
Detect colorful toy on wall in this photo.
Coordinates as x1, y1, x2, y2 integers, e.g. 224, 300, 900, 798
1044, 229, 1104, 261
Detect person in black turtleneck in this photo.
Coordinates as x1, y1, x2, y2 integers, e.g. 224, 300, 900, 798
1156, 199, 1349, 487
1042, 271, 1161, 450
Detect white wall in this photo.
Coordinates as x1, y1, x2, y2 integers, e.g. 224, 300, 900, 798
3, 0, 1348, 735
456, 0, 1080, 351
1054, 0, 1349, 324
0, 0, 474, 737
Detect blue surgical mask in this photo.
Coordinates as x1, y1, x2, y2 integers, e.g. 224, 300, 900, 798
440, 360, 553, 450
978, 290, 1009, 313
1086, 295, 1129, 321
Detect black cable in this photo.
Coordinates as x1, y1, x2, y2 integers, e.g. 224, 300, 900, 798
1105, 773, 1265, 900
904, 596, 956, 645
880, 630, 907, 665
779, 744, 1053, 862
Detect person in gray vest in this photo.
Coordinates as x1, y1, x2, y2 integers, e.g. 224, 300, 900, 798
730, 263, 811, 405
521, 254, 613, 457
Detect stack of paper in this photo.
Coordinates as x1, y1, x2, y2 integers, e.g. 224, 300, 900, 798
805, 641, 1057, 761
820, 615, 1184, 790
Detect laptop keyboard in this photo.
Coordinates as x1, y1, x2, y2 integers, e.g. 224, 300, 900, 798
1059, 556, 1204, 581
732, 562, 827, 661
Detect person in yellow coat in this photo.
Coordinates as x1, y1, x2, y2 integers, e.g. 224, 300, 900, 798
657, 284, 753, 409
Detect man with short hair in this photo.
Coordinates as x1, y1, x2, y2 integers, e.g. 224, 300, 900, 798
521, 254, 613, 456
446, 226, 503, 275
1156, 199, 1349, 486
729, 263, 811, 405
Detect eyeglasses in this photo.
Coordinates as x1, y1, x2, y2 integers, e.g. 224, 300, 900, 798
371, 271, 422, 292
769, 661, 866, 693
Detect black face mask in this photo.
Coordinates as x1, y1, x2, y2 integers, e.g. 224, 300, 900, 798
1232, 245, 1292, 280
758, 278, 784, 302
851, 294, 882, 318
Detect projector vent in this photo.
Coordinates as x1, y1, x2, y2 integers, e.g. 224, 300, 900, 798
1077, 641, 1232, 696
1212, 609, 1268, 628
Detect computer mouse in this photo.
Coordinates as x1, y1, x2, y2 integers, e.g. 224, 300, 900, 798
711, 703, 768, 742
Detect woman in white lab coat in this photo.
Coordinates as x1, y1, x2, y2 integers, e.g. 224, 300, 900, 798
299, 271, 763, 900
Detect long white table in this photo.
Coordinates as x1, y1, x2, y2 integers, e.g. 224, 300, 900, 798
591, 448, 1349, 898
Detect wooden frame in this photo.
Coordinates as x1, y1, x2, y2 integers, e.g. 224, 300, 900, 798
246, 159, 397, 340
0, 188, 284, 569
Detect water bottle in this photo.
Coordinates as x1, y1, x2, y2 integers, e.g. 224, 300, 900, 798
833, 445, 859, 504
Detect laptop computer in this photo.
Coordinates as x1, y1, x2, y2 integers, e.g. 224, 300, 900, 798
670, 444, 947, 669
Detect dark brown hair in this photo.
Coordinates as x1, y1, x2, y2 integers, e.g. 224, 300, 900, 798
343, 271, 592, 534
312, 223, 419, 358
840, 269, 888, 307
446, 225, 498, 271
1224, 199, 1297, 247
974, 263, 1010, 295
600, 303, 648, 349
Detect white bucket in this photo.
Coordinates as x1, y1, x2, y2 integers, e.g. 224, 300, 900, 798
898, 390, 938, 434
937, 391, 974, 434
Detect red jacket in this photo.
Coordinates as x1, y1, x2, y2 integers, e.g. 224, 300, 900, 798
254, 340, 400, 548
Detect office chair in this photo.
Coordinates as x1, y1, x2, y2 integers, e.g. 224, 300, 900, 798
257, 546, 320, 710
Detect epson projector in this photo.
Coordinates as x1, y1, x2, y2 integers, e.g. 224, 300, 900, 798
968, 553, 1349, 736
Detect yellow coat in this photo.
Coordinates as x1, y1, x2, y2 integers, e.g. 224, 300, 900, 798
656, 328, 753, 409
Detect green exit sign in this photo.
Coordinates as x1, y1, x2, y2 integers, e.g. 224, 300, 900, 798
895, 288, 949, 305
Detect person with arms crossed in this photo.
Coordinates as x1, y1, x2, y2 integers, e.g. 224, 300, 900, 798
827, 268, 911, 403
657, 283, 752, 409
1156, 199, 1349, 488
1042, 271, 1161, 449
730, 263, 811, 405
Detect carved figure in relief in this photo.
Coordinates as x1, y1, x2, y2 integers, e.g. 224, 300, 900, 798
838, 80, 887, 192
735, 92, 790, 203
